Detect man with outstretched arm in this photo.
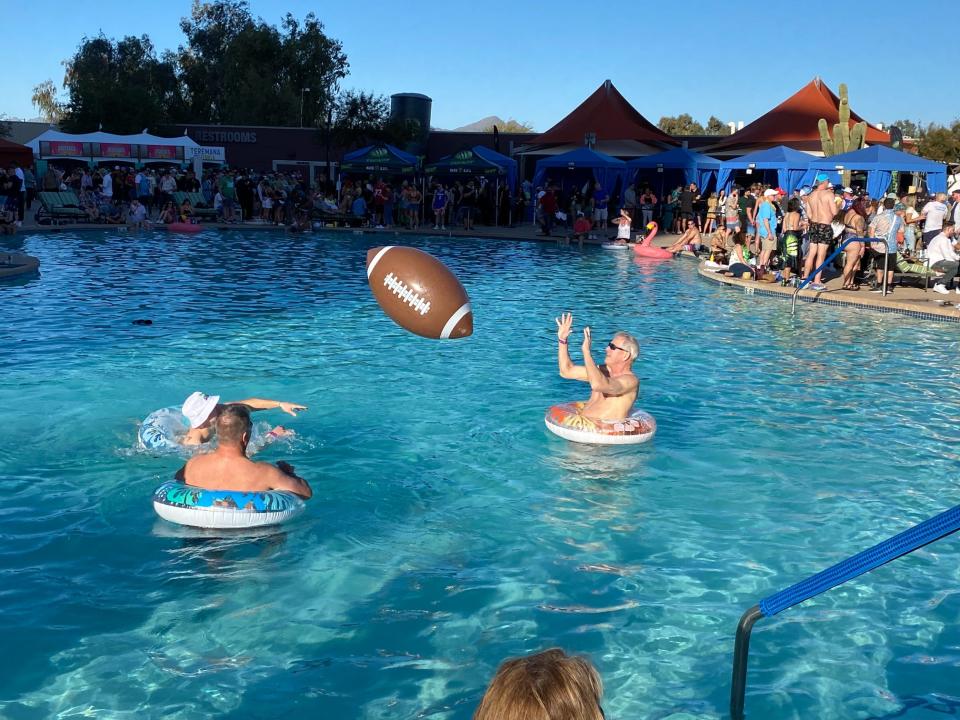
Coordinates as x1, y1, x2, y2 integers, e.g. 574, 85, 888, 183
555, 312, 639, 421
176, 404, 312, 498
180, 390, 307, 446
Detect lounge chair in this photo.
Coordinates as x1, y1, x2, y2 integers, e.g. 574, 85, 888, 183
34, 191, 89, 225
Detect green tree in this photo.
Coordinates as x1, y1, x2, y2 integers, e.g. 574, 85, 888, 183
886, 119, 923, 139
918, 122, 960, 163
32, 79, 64, 123
177, 2, 348, 126
178, 0, 253, 122
61, 34, 184, 133
705, 115, 730, 136
657, 113, 705, 135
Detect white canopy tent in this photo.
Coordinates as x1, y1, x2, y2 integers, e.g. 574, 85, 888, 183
27, 130, 223, 172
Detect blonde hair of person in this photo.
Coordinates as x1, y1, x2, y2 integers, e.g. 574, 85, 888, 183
473, 648, 604, 720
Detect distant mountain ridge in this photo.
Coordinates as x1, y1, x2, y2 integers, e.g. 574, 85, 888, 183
450, 116, 505, 132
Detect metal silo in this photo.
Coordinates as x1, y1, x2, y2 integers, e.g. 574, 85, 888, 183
390, 93, 432, 156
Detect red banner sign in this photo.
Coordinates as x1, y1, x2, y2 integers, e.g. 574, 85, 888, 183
145, 144, 178, 160
47, 141, 84, 157
100, 143, 132, 158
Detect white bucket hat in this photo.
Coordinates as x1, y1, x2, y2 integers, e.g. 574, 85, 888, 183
182, 391, 220, 428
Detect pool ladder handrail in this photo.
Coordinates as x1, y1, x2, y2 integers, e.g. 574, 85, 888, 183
730, 502, 960, 719
790, 238, 889, 315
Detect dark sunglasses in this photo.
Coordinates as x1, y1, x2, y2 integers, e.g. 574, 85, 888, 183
608, 342, 627, 352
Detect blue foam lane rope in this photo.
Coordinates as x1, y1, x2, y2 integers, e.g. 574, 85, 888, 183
759, 505, 960, 618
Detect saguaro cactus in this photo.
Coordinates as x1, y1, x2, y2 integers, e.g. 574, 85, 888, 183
818, 83, 867, 185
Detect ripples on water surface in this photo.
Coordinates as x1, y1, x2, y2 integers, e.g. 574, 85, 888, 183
1, 229, 959, 719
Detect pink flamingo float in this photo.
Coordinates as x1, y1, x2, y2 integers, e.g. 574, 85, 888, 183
632, 221, 672, 260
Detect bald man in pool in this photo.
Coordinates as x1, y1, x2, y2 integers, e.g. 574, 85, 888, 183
175, 404, 312, 498
555, 312, 639, 421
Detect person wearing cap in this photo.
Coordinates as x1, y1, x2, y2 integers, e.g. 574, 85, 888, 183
756, 189, 779, 272
180, 391, 306, 446
801, 173, 836, 291
175, 404, 312, 499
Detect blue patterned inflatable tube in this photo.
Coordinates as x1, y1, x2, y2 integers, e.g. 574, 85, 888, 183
152, 481, 305, 529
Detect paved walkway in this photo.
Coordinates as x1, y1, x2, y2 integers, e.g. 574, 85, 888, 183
698, 262, 960, 323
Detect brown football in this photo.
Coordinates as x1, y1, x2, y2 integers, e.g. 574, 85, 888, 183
366, 246, 473, 340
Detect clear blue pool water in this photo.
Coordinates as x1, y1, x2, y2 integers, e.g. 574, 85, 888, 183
2, 229, 959, 720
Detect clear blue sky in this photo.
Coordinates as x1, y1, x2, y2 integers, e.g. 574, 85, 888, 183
1, 0, 956, 132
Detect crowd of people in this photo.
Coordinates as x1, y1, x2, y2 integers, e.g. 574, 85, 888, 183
534, 175, 960, 293
2, 162, 529, 232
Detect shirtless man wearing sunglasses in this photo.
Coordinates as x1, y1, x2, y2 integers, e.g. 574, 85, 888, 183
555, 312, 639, 421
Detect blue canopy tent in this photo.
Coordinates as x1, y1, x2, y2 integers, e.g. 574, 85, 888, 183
532, 148, 627, 206
424, 147, 513, 225
340, 143, 419, 174
626, 147, 722, 194
717, 146, 814, 196
806, 145, 947, 197
473, 145, 518, 194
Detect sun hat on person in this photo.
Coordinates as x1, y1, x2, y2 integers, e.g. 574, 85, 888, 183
842, 186, 854, 194
182, 391, 220, 428
763, 188, 777, 197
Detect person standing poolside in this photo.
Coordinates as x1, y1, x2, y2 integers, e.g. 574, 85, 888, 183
180, 391, 306, 446
801, 173, 836, 290
176, 405, 312, 499
868, 197, 903, 293
432, 183, 448, 229
756, 189, 778, 272
611, 208, 631, 245
920, 192, 949, 247
593, 182, 609, 230
555, 313, 639, 421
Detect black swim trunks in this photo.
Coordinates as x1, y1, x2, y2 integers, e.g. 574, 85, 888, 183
808, 222, 833, 245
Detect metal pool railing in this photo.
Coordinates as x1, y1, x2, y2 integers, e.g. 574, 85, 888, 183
790, 238, 887, 315
730, 503, 960, 720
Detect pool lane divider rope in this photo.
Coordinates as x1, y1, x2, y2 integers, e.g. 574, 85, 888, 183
731, 503, 960, 719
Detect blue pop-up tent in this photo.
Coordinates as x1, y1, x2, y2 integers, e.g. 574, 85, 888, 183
340, 143, 419, 174
717, 146, 813, 196
806, 145, 947, 197
472, 145, 518, 193
532, 147, 627, 202
626, 147, 722, 194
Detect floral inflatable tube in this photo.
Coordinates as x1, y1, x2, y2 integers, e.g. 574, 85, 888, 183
544, 402, 656, 445
152, 481, 305, 529
138, 407, 270, 455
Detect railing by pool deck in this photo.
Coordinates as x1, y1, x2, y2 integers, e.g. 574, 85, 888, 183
791, 238, 889, 315
730, 503, 960, 719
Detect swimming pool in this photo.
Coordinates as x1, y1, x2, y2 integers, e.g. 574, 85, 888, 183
2, 229, 958, 719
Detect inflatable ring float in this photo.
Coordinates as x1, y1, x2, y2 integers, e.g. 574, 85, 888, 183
545, 402, 656, 445
152, 481, 305, 529
138, 406, 269, 455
